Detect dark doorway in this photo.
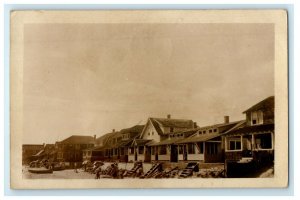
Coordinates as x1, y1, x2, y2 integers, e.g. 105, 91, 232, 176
171, 145, 178, 162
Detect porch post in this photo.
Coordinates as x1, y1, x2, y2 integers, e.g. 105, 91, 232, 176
271, 132, 274, 150
251, 134, 255, 150
224, 137, 227, 152
240, 135, 243, 150
203, 142, 206, 162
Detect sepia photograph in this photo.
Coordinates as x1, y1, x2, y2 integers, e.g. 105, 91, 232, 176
10, 10, 288, 189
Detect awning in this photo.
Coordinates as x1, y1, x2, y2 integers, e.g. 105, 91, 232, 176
176, 133, 221, 144
147, 138, 184, 146
31, 149, 45, 157
225, 123, 274, 136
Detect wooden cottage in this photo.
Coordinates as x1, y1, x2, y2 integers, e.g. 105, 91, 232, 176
130, 115, 196, 162
176, 119, 244, 163
224, 96, 275, 166
56, 135, 95, 167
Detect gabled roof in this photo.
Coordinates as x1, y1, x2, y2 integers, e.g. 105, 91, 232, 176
243, 96, 274, 113
197, 120, 243, 131
175, 121, 245, 144
120, 125, 144, 134
83, 146, 105, 152
132, 139, 152, 146
148, 137, 183, 146
143, 117, 194, 136
96, 132, 117, 146
147, 128, 199, 146
222, 120, 247, 134
60, 135, 95, 144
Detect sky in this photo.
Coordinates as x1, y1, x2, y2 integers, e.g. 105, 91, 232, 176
23, 23, 274, 144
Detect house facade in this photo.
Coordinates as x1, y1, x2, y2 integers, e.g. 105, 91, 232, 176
56, 135, 95, 167
224, 96, 275, 166
22, 144, 44, 164
176, 118, 245, 163
83, 125, 144, 162
128, 115, 196, 162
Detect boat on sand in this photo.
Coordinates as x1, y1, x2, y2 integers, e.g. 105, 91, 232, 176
28, 167, 53, 174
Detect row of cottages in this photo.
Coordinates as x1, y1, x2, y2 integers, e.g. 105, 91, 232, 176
128, 115, 243, 163
81, 95, 274, 166
224, 96, 275, 165
126, 96, 274, 164
82, 125, 144, 162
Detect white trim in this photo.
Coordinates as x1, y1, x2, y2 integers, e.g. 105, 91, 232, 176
225, 149, 242, 152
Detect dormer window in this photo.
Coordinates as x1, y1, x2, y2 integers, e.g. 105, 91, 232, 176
251, 110, 263, 125
209, 129, 212, 133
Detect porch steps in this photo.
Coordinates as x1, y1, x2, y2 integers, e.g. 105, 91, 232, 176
140, 163, 162, 179
124, 162, 143, 177
238, 157, 253, 163
156, 166, 180, 178
179, 162, 199, 178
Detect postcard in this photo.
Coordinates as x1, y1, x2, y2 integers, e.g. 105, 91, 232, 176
10, 10, 288, 189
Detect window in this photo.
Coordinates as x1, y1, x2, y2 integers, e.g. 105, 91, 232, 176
159, 146, 167, 155
170, 127, 174, 132
228, 140, 241, 150
207, 143, 218, 155
199, 131, 202, 134
114, 148, 118, 155
151, 147, 156, 155
152, 131, 154, 135
129, 147, 134, 154
251, 111, 263, 125
120, 148, 124, 155
188, 143, 195, 154
209, 129, 213, 133
148, 132, 150, 136
138, 146, 144, 154
214, 129, 217, 132
197, 142, 204, 154
203, 130, 206, 134
178, 145, 184, 154
254, 133, 272, 149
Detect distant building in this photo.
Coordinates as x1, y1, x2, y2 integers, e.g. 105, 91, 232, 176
30, 144, 56, 162
56, 135, 95, 167
22, 144, 44, 164
83, 125, 144, 162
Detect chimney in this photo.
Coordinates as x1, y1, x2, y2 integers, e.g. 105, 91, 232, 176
193, 122, 197, 128
167, 114, 171, 119
93, 135, 96, 140
224, 116, 229, 124
112, 129, 115, 133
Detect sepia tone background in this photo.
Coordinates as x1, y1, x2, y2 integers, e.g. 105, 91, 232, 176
11, 10, 287, 188
23, 23, 274, 144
